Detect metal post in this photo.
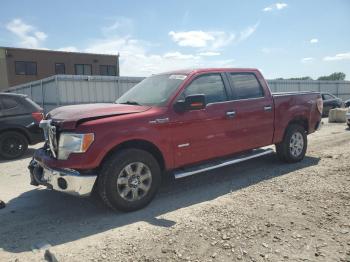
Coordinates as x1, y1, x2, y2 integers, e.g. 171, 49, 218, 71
41, 80, 44, 109
318, 81, 321, 92
55, 75, 60, 106
336, 82, 339, 97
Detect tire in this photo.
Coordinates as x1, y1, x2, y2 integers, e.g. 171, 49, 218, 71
275, 124, 307, 163
98, 148, 161, 212
0, 131, 28, 160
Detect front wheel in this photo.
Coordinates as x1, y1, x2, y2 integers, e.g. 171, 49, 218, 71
98, 149, 161, 212
275, 124, 307, 163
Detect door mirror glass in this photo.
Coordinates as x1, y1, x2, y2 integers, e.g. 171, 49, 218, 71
174, 94, 206, 112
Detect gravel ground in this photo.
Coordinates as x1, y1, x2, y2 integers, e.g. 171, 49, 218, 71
0, 119, 349, 262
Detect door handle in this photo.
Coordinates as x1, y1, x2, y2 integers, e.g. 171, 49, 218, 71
226, 111, 236, 118
264, 105, 272, 111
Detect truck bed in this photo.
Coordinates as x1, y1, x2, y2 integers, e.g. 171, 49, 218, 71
272, 91, 321, 144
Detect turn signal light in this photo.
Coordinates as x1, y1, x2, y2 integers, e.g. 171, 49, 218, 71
81, 133, 95, 152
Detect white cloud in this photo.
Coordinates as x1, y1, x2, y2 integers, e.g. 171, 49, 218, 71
323, 52, 350, 61
238, 22, 259, 42
163, 51, 199, 60
198, 51, 221, 56
101, 17, 134, 36
9, 18, 236, 76
56, 46, 79, 52
168, 30, 216, 48
263, 2, 288, 12
5, 18, 47, 48
169, 24, 258, 50
276, 3, 288, 9
78, 33, 234, 76
301, 57, 314, 63
310, 38, 318, 44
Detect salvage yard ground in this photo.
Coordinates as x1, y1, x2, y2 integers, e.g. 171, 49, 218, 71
0, 119, 349, 262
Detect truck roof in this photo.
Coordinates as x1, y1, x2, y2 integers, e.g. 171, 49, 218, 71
161, 68, 260, 75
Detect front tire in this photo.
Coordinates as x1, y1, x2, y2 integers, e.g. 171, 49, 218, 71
275, 124, 307, 163
98, 149, 161, 212
0, 131, 28, 160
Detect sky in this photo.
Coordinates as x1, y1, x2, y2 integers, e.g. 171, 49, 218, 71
0, 0, 349, 79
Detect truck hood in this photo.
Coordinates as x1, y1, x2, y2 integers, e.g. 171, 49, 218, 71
47, 103, 151, 129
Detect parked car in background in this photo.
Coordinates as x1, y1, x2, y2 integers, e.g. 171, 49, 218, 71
321, 93, 343, 116
0, 93, 44, 160
344, 99, 350, 108
29, 68, 322, 211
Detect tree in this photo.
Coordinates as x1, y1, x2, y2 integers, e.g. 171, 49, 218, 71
274, 76, 313, 80
288, 76, 313, 80
317, 72, 346, 81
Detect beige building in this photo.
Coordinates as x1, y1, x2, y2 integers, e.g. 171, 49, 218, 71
0, 47, 119, 91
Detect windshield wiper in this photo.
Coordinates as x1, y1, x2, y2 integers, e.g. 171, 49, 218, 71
119, 100, 142, 105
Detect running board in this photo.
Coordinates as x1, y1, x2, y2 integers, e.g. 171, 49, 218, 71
173, 148, 274, 179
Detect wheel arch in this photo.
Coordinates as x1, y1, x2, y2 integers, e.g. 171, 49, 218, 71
286, 116, 309, 134
0, 127, 30, 143
101, 139, 166, 172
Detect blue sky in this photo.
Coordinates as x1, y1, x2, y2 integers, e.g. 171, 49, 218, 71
0, 0, 349, 79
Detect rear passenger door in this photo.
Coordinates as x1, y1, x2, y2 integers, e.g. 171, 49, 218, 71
226, 72, 274, 150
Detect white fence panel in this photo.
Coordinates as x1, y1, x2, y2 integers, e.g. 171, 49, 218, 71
6, 75, 350, 113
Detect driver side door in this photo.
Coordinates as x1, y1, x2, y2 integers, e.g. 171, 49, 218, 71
170, 73, 236, 168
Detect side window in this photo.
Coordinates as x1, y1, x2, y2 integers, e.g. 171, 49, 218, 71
75, 64, 92, 75
100, 65, 117, 76
55, 63, 65, 74
229, 73, 264, 100
324, 94, 333, 100
15, 61, 37, 75
184, 74, 227, 104
1, 97, 18, 110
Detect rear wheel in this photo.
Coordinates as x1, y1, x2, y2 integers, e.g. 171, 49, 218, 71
275, 124, 307, 163
0, 131, 28, 160
98, 149, 161, 212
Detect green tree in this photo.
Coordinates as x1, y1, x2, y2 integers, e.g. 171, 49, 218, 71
317, 72, 346, 81
274, 76, 313, 80
288, 76, 313, 80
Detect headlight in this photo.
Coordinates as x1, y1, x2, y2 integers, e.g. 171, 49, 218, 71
58, 133, 94, 160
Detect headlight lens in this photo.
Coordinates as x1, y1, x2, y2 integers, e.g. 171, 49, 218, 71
58, 133, 94, 160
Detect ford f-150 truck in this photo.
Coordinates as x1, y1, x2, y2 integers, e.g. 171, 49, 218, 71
29, 68, 323, 211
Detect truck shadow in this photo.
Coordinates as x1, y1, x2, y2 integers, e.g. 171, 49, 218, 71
0, 154, 320, 253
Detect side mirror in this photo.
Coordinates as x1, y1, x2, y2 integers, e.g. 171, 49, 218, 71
174, 94, 206, 113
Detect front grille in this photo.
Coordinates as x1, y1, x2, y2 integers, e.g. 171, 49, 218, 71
39, 119, 58, 158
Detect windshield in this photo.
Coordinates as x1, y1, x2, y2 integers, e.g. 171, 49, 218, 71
115, 74, 187, 106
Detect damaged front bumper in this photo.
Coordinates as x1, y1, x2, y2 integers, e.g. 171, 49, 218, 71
28, 152, 97, 197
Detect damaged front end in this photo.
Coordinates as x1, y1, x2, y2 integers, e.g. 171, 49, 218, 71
28, 119, 97, 197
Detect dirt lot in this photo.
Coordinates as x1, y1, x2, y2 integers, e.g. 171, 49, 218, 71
0, 119, 349, 262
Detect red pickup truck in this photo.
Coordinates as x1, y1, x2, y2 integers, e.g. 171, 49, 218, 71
29, 68, 323, 211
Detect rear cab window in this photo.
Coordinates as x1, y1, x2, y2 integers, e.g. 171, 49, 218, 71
229, 73, 264, 100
